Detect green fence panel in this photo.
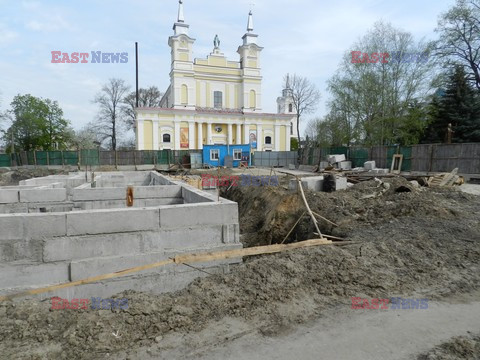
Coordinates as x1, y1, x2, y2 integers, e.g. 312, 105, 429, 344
399, 147, 412, 171
26, 151, 35, 165
0, 154, 11, 167
157, 150, 170, 165
80, 149, 99, 166
63, 151, 78, 166
142, 151, 155, 165
49, 151, 63, 165
349, 147, 369, 168
36, 151, 48, 166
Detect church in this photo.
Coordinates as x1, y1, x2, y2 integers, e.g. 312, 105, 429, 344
135, 0, 297, 152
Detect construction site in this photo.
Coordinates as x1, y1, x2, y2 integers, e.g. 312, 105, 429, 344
0, 157, 479, 360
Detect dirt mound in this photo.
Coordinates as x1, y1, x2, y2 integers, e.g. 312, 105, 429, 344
223, 177, 477, 247
418, 333, 480, 360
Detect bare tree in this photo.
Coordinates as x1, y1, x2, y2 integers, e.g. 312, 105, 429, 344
93, 78, 130, 150
123, 86, 163, 131
435, 0, 480, 91
284, 74, 321, 146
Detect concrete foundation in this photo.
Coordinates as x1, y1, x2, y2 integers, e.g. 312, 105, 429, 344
0, 171, 242, 300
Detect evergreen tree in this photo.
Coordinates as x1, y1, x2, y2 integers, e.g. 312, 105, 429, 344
424, 67, 480, 143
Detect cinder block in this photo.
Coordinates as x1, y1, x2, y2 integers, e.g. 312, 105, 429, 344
364, 161, 376, 170
335, 176, 348, 190
72, 188, 124, 201
19, 188, 66, 203
159, 203, 238, 228
327, 154, 346, 163
289, 176, 324, 192
0, 189, 19, 204
69, 251, 171, 281
23, 213, 67, 240
0, 263, 69, 288
182, 187, 215, 204
288, 164, 296, 170
0, 214, 24, 240
339, 161, 352, 170
144, 226, 225, 251
43, 232, 145, 261
133, 185, 182, 199
319, 161, 329, 169
66, 208, 160, 236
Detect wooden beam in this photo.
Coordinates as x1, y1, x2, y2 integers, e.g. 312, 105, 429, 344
0, 239, 333, 302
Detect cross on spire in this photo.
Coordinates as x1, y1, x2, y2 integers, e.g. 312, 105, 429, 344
177, 0, 185, 23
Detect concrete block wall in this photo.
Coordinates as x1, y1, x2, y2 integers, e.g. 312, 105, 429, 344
0, 171, 242, 300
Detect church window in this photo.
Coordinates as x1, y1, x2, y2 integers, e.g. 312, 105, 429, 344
265, 136, 272, 145
181, 85, 188, 105
289, 103, 293, 112
163, 134, 171, 143
214, 91, 222, 108
249, 90, 256, 109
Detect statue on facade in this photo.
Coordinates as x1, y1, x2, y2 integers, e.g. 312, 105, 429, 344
214, 34, 220, 49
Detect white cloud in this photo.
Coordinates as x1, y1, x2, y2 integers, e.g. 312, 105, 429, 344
0, 24, 19, 46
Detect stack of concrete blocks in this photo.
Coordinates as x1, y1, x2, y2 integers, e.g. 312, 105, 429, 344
327, 154, 352, 171
363, 161, 389, 174
289, 176, 324, 192
0, 171, 242, 300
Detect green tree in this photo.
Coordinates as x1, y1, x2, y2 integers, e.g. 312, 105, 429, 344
326, 21, 437, 146
123, 86, 163, 131
2, 94, 72, 152
93, 78, 130, 150
423, 66, 480, 143
435, 0, 480, 91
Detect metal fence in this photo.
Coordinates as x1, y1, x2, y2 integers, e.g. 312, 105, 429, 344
252, 151, 298, 167
0, 150, 202, 168
299, 143, 480, 174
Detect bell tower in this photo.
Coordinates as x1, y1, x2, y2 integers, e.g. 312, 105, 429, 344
168, 0, 196, 109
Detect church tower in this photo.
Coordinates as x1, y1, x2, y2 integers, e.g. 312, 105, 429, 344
277, 74, 298, 137
167, 0, 196, 110
237, 11, 263, 112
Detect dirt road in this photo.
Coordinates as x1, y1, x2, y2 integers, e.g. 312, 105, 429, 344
131, 292, 480, 360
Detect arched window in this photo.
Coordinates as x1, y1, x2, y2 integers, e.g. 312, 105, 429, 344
163, 134, 171, 143
181, 84, 188, 105
249, 90, 256, 109
288, 103, 293, 113
265, 136, 272, 145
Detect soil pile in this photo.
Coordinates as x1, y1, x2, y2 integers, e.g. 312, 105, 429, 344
418, 333, 480, 360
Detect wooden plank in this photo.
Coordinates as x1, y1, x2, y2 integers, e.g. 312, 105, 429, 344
0, 239, 333, 302
439, 168, 458, 186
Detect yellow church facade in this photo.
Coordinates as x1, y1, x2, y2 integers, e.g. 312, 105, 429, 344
135, 1, 295, 152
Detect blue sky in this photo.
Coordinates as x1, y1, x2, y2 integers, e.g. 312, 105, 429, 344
0, 0, 454, 137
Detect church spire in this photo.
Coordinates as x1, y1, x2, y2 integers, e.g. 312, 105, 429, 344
177, 0, 185, 23
247, 10, 254, 32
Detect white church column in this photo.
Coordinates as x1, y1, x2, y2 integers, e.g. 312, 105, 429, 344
153, 120, 159, 150
197, 122, 203, 150
206, 122, 212, 145
256, 124, 262, 151
243, 123, 250, 144
236, 124, 242, 144
227, 123, 233, 145
188, 121, 195, 149
174, 121, 181, 150
285, 124, 291, 151
274, 124, 281, 152
137, 119, 144, 150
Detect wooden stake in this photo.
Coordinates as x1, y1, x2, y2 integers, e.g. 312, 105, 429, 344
312, 211, 338, 227
297, 178, 323, 238
281, 211, 306, 244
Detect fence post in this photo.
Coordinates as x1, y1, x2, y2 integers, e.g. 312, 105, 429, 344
115, 150, 118, 169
